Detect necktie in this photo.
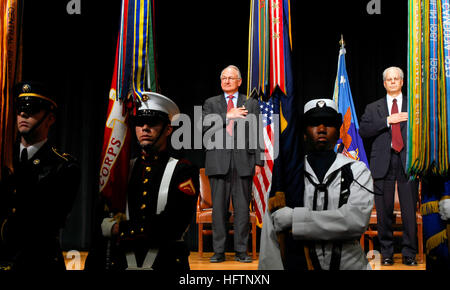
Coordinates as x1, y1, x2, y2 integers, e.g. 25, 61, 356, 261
226, 96, 235, 136
391, 99, 404, 152
21, 148, 28, 163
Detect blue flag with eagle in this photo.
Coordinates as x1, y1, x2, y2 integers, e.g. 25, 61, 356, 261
332, 40, 369, 168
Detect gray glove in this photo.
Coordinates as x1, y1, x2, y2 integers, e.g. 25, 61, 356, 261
272, 207, 293, 232
439, 199, 450, 220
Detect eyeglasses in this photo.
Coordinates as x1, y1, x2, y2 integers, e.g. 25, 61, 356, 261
385, 77, 402, 82
220, 77, 240, 81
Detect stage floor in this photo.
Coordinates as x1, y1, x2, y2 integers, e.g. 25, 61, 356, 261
64, 251, 425, 270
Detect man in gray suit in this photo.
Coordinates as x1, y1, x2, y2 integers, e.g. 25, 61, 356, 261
202, 65, 263, 263
359, 67, 418, 266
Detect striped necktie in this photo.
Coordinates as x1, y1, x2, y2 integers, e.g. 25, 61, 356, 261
226, 96, 235, 136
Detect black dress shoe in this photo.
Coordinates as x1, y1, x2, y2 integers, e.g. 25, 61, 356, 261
402, 256, 418, 266
382, 257, 394, 266
235, 252, 252, 263
210, 253, 225, 263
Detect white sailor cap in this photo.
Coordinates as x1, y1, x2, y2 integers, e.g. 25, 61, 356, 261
304, 98, 338, 115
135, 92, 180, 123
303, 98, 342, 127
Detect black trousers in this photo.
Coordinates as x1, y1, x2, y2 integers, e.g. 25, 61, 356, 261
374, 150, 418, 258
209, 155, 252, 254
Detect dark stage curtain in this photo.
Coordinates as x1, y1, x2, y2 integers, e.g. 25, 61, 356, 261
19, 0, 406, 251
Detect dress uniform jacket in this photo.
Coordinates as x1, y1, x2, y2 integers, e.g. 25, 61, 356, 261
259, 154, 374, 270
86, 151, 199, 271
0, 142, 80, 270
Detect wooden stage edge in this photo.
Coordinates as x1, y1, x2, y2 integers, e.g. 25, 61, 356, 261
63, 251, 425, 270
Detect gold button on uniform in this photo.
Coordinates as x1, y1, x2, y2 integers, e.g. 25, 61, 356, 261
141, 204, 146, 210
145, 166, 151, 172
143, 178, 149, 184
140, 227, 144, 233
11, 208, 16, 213
143, 191, 148, 196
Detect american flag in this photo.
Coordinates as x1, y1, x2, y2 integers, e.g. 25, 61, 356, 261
252, 98, 274, 226
248, 0, 295, 227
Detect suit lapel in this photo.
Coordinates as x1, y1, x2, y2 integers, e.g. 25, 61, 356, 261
400, 94, 407, 133
221, 93, 245, 110
237, 94, 246, 108
401, 94, 407, 112
377, 97, 389, 118
218, 94, 228, 112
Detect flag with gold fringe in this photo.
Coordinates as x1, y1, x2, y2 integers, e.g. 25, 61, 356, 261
420, 177, 449, 266
332, 36, 369, 168
408, 0, 450, 266
247, 0, 302, 228
99, 0, 158, 213
0, 0, 23, 178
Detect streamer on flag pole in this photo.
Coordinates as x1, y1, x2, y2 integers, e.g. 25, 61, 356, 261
408, 0, 449, 177
0, 0, 23, 177
247, 0, 302, 227
407, 0, 425, 176
99, 0, 157, 213
332, 36, 369, 168
407, 0, 450, 262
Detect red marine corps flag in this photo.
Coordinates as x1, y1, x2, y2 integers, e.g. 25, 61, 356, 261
99, 0, 158, 213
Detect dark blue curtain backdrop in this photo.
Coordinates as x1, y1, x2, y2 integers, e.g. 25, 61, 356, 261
19, 0, 406, 250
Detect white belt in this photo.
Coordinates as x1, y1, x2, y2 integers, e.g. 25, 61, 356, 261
125, 249, 159, 270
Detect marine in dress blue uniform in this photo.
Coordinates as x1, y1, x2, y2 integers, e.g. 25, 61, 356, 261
85, 92, 199, 271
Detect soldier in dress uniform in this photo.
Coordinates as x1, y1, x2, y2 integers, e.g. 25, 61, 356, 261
0, 81, 80, 270
85, 92, 199, 271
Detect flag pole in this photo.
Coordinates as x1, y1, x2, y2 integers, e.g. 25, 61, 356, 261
339, 34, 345, 48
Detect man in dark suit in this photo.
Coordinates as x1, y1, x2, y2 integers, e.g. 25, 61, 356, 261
359, 67, 418, 266
202, 65, 263, 263
0, 81, 80, 270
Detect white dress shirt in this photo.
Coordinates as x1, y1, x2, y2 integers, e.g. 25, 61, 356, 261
19, 138, 47, 161
386, 93, 403, 127
224, 92, 239, 123
386, 93, 403, 116
224, 92, 239, 108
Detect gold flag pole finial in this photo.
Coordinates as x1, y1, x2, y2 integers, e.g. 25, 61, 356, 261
339, 34, 345, 48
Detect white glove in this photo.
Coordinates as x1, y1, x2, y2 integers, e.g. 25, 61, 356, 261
439, 199, 450, 220
101, 217, 117, 238
272, 207, 293, 232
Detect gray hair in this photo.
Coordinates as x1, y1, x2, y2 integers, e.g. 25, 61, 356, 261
383, 67, 404, 81
220, 65, 242, 79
